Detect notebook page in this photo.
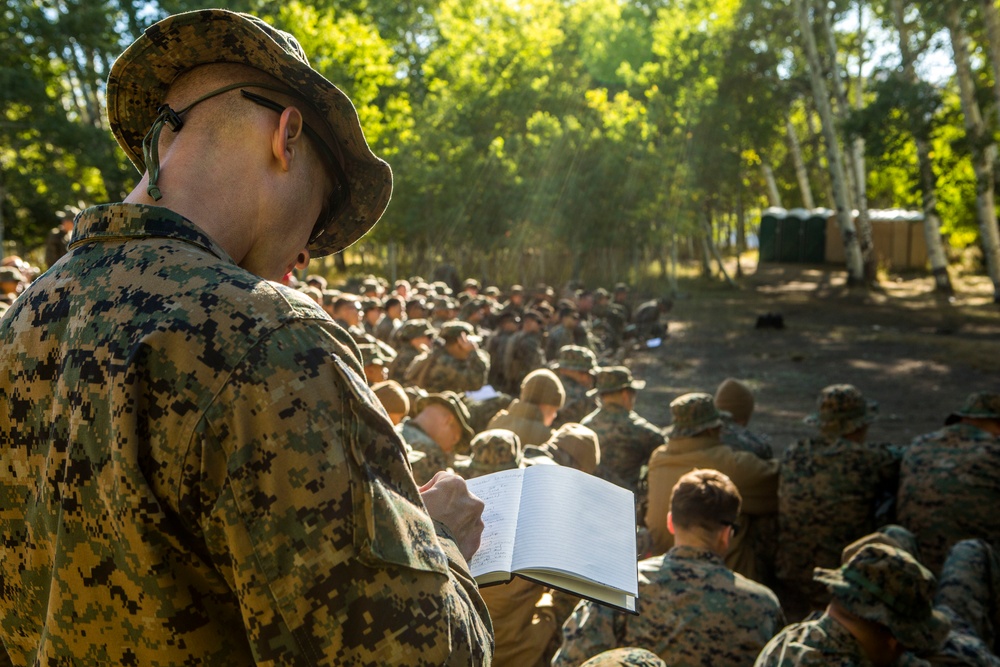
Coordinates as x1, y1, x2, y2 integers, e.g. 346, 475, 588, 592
465, 468, 526, 578
510, 465, 637, 596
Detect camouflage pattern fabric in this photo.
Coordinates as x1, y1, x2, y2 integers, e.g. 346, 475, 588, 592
479, 577, 556, 667
406, 345, 489, 393
898, 422, 1000, 574
580, 647, 666, 667
777, 436, 901, 610
582, 403, 664, 495
552, 546, 784, 667
485, 327, 516, 390
553, 374, 598, 428
502, 330, 545, 395
388, 344, 422, 383
720, 418, 774, 460
374, 314, 400, 343
755, 612, 873, 667
545, 325, 576, 361
0, 204, 492, 665
935, 539, 1000, 656
397, 419, 453, 485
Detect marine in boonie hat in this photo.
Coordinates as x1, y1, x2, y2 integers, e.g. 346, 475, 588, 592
813, 543, 950, 652
944, 391, 1000, 425
106, 9, 392, 257
588, 366, 645, 396
455, 429, 523, 478
551, 345, 598, 375
415, 391, 475, 450
398, 318, 436, 341
804, 384, 878, 437
524, 422, 600, 474
667, 392, 727, 437
437, 320, 474, 340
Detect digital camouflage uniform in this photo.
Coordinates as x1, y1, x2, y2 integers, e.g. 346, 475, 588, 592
502, 329, 545, 395
898, 392, 1000, 574
0, 204, 492, 665
406, 321, 490, 393
398, 418, 453, 484
552, 345, 599, 429
581, 648, 666, 667
777, 435, 900, 610
553, 546, 785, 667
720, 418, 774, 460
545, 324, 577, 361
755, 613, 875, 667
583, 403, 664, 494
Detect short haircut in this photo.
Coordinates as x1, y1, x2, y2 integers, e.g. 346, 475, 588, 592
384, 296, 402, 310
670, 469, 741, 532
332, 296, 359, 313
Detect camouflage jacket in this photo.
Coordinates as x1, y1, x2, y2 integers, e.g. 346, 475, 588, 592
552, 546, 784, 667
777, 436, 901, 600
502, 330, 545, 395
553, 374, 598, 428
0, 204, 492, 666
582, 404, 665, 494
389, 344, 422, 384
720, 419, 774, 460
756, 613, 874, 666
406, 345, 489, 394
398, 419, 453, 485
898, 423, 1000, 573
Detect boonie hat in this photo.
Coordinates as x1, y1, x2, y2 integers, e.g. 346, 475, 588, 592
525, 423, 600, 474
455, 429, 522, 478
106, 9, 392, 257
814, 543, 950, 652
520, 369, 566, 408
667, 393, 726, 437
437, 320, 474, 340
714, 378, 755, 424
589, 366, 645, 396
552, 345, 598, 374
804, 384, 878, 436
581, 648, 666, 667
416, 391, 475, 450
371, 380, 409, 416
944, 391, 1000, 425
398, 319, 435, 341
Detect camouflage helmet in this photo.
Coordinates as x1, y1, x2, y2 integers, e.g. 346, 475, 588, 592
437, 320, 474, 341
552, 345, 598, 375
398, 318, 435, 341
804, 384, 878, 437
106, 9, 392, 257
415, 391, 475, 452
667, 392, 726, 437
814, 544, 950, 652
588, 366, 645, 396
456, 429, 523, 479
944, 391, 1000, 425
581, 648, 666, 667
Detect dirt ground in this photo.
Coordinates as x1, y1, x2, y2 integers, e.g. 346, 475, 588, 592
626, 262, 1000, 453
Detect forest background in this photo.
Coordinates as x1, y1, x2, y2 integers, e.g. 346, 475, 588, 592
4, 0, 1000, 297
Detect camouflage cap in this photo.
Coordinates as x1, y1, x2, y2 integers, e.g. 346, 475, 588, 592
509, 284, 524, 295
359, 297, 382, 312
455, 429, 523, 478
356, 342, 389, 366
594, 287, 609, 299
526, 422, 600, 474
437, 320, 474, 340
613, 282, 630, 293
667, 392, 726, 437
944, 391, 1000, 425
552, 345, 598, 374
589, 366, 645, 396
520, 369, 566, 408
398, 318, 435, 341
0, 267, 25, 284
416, 391, 475, 450
581, 648, 666, 667
484, 286, 501, 297
814, 544, 950, 652
804, 384, 878, 436
106, 9, 392, 257
522, 309, 545, 324
371, 379, 409, 415
463, 278, 480, 289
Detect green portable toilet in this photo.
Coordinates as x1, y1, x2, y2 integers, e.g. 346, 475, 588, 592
803, 209, 830, 263
759, 208, 784, 262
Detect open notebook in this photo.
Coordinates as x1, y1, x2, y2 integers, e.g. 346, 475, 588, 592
465, 464, 639, 614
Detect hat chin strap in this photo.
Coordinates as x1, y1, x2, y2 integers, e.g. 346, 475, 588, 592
140, 81, 292, 201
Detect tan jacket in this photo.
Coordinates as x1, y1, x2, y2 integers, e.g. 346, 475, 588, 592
645, 434, 778, 580
480, 578, 557, 667
487, 399, 554, 446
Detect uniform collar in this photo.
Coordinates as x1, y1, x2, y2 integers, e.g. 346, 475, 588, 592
665, 544, 724, 565
69, 203, 235, 264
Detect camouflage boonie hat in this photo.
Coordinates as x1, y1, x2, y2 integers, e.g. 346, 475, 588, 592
945, 391, 1000, 425
814, 544, 950, 652
437, 320, 474, 340
398, 319, 435, 341
667, 393, 726, 437
371, 380, 409, 415
359, 298, 382, 312
552, 345, 598, 374
0, 267, 25, 284
804, 384, 878, 436
525, 423, 601, 474
415, 391, 475, 451
589, 366, 645, 396
522, 309, 545, 324
356, 342, 389, 367
581, 648, 666, 667
455, 429, 523, 478
106, 9, 392, 257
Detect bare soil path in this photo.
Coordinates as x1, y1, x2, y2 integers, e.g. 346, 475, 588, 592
626, 263, 1000, 453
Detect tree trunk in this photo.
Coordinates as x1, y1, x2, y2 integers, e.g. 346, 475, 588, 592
817, 0, 875, 281
702, 209, 736, 287
786, 114, 816, 209
761, 163, 783, 208
948, 5, 1000, 302
892, 0, 953, 294
793, 0, 865, 284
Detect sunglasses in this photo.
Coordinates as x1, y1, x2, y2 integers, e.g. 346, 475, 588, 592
240, 89, 350, 245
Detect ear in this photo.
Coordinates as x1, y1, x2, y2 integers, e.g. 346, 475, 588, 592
667, 511, 675, 535
272, 106, 307, 171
